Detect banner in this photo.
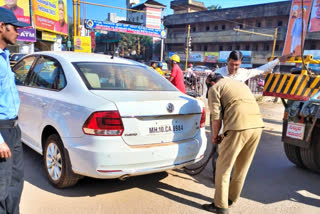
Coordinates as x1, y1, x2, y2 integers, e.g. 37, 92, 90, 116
204, 52, 219, 63
17, 28, 36, 42
309, 0, 320, 32
0, 0, 30, 24
42, 31, 57, 42
85, 19, 167, 38
32, 0, 68, 35
282, 0, 313, 56
189, 52, 203, 62
74, 36, 91, 53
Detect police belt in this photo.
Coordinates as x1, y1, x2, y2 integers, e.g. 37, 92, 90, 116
0, 117, 18, 128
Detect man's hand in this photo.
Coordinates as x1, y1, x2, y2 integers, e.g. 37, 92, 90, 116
0, 142, 11, 159
211, 135, 222, 144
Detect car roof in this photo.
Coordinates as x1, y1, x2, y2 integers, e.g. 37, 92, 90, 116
31, 51, 141, 65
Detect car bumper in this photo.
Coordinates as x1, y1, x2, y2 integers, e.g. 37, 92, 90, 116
64, 129, 207, 179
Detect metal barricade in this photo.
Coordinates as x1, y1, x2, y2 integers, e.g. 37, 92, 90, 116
184, 71, 210, 97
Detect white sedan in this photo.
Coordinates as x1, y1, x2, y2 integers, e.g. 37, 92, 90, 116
13, 52, 207, 188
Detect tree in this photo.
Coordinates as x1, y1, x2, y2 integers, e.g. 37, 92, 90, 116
118, 33, 152, 60
208, 4, 222, 10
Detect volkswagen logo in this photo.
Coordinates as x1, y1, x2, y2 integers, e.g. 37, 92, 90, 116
167, 103, 174, 113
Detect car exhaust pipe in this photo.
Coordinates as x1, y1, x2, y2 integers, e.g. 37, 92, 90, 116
119, 174, 130, 181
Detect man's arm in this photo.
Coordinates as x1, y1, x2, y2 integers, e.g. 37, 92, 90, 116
244, 55, 290, 80
212, 120, 221, 144
0, 135, 11, 158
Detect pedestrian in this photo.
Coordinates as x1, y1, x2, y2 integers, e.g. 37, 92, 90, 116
0, 7, 29, 214
207, 50, 288, 179
169, 54, 186, 93
155, 62, 164, 76
202, 73, 264, 214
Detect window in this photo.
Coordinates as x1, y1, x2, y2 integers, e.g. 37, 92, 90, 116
192, 27, 196, 32
228, 45, 232, 51
311, 43, 316, 49
204, 45, 208, 51
254, 44, 259, 51
206, 26, 210, 31
13, 56, 36, 85
236, 45, 240, 50
245, 44, 250, 50
256, 22, 261, 27
29, 57, 66, 90
222, 25, 226, 30
277, 21, 283, 26
214, 25, 218, 30
264, 44, 270, 51
275, 44, 279, 51
74, 63, 177, 91
239, 24, 243, 29
141, 15, 143, 20
219, 45, 223, 51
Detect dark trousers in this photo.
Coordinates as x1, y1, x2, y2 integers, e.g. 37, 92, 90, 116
210, 114, 219, 177
0, 125, 23, 214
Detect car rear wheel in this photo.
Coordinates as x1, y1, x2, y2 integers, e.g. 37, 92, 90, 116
283, 142, 304, 168
43, 134, 81, 188
299, 128, 320, 173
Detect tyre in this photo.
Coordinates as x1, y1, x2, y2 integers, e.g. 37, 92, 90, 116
300, 129, 320, 173
283, 142, 304, 168
43, 134, 81, 188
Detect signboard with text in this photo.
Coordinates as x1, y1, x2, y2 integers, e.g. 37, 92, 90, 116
0, 0, 31, 24
309, 0, 320, 32
42, 31, 57, 42
204, 52, 219, 63
32, 0, 68, 35
85, 19, 166, 38
17, 28, 36, 42
74, 36, 91, 53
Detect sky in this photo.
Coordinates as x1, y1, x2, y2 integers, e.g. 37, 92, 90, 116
66, 0, 289, 21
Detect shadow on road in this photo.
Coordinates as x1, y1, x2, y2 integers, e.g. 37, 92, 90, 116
180, 128, 320, 208
23, 144, 211, 209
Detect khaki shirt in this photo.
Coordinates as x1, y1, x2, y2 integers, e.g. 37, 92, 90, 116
208, 78, 264, 133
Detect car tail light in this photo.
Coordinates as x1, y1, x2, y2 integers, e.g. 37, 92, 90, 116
200, 108, 206, 128
82, 111, 124, 136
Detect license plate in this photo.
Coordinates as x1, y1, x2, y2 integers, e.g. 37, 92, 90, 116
286, 122, 305, 140
148, 124, 184, 134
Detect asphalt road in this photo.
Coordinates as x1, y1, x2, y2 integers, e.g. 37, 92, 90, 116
20, 102, 320, 214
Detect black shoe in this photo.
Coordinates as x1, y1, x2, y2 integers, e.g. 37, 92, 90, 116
201, 203, 229, 214
212, 199, 233, 208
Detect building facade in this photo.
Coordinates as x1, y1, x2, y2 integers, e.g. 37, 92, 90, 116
164, 1, 320, 67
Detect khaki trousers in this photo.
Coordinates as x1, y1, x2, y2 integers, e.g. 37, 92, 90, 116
214, 128, 263, 208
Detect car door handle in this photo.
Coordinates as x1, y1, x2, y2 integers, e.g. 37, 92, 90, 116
41, 103, 47, 108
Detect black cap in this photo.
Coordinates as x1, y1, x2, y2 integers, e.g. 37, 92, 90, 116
0, 7, 30, 27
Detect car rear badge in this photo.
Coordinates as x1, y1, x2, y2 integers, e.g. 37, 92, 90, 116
167, 103, 174, 113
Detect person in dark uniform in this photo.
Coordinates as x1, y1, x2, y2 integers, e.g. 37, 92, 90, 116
0, 7, 29, 214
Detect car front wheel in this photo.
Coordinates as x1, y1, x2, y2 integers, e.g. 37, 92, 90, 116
43, 134, 81, 188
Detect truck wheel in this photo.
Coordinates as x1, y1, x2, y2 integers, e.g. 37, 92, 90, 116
300, 130, 320, 173
43, 134, 81, 188
283, 142, 304, 168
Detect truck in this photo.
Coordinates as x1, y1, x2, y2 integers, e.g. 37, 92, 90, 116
263, 55, 320, 173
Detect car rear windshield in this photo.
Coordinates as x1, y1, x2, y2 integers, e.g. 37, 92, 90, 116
73, 62, 177, 91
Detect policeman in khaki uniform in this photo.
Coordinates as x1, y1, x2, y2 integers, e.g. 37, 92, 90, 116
202, 73, 264, 214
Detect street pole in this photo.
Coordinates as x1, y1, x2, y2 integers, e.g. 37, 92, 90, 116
271, 27, 278, 57
160, 38, 164, 62
73, 0, 76, 37
185, 24, 190, 71
77, 0, 80, 36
